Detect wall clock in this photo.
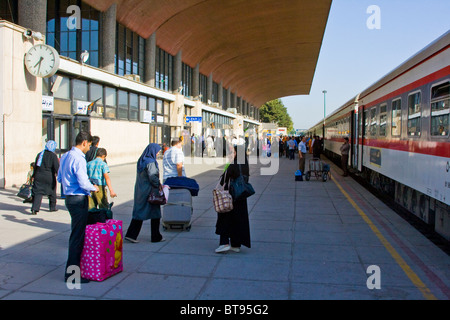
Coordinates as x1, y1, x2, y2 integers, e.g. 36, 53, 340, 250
24, 44, 60, 78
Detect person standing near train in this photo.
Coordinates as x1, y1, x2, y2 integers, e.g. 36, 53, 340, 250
298, 136, 307, 174
340, 137, 350, 177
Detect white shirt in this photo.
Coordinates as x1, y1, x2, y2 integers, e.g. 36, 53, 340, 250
163, 146, 186, 181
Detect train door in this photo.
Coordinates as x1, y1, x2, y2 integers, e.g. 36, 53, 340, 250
357, 105, 364, 172
351, 110, 358, 169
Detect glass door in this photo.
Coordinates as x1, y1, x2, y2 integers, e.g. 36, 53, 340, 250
54, 118, 70, 158
73, 116, 90, 140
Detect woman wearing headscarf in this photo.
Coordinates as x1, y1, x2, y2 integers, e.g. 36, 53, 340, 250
125, 143, 165, 243
31, 140, 59, 215
215, 145, 251, 253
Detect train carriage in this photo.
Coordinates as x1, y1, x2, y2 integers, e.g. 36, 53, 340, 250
308, 31, 450, 240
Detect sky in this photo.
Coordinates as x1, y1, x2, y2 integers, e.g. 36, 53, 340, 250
281, 0, 450, 130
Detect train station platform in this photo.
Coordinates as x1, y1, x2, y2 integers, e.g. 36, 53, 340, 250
0, 153, 449, 301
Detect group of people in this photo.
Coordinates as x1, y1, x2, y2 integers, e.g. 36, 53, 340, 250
26, 136, 116, 215
41, 132, 249, 284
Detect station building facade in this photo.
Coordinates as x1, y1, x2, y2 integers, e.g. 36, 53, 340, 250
0, 0, 262, 188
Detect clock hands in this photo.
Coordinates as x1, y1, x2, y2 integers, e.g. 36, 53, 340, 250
34, 56, 44, 74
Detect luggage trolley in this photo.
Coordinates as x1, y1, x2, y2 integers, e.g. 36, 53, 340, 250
304, 158, 331, 182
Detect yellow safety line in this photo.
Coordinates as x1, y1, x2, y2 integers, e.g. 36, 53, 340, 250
332, 175, 437, 300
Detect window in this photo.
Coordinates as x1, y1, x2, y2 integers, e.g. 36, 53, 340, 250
364, 110, 369, 136
199, 74, 207, 103
116, 24, 145, 78
379, 104, 387, 136
391, 99, 402, 136
182, 63, 193, 98
105, 87, 116, 119
369, 107, 377, 136
89, 83, 104, 117
129, 93, 139, 121
148, 97, 156, 112
52, 76, 71, 100
430, 81, 450, 136
46, 0, 100, 67
212, 82, 219, 103
118, 90, 128, 120
408, 92, 421, 136
155, 47, 173, 91
73, 79, 88, 101
0, 0, 18, 23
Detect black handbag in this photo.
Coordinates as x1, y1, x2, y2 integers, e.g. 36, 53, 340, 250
229, 165, 255, 201
17, 184, 32, 200
147, 188, 167, 205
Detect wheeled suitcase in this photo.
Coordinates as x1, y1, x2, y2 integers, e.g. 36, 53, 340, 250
161, 188, 193, 231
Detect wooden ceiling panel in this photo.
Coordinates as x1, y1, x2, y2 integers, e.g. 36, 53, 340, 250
83, 0, 332, 106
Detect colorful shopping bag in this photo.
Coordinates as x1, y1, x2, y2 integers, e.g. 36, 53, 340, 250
80, 219, 123, 281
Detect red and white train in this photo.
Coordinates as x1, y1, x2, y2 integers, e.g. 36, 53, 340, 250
308, 31, 450, 241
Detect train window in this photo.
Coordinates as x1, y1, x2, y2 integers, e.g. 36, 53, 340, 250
364, 110, 369, 136
430, 81, 450, 136
370, 107, 377, 136
379, 104, 387, 136
407, 91, 421, 136
392, 99, 402, 136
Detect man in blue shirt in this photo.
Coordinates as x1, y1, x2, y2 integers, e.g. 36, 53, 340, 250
298, 136, 307, 174
58, 132, 98, 283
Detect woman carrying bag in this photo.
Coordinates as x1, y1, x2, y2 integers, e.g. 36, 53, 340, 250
215, 145, 251, 253
125, 143, 165, 243
31, 140, 59, 215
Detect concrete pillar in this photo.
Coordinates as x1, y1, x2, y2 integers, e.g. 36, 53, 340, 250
145, 33, 156, 86
18, 0, 47, 35
192, 64, 199, 98
101, 3, 117, 73
173, 51, 182, 93
226, 88, 231, 111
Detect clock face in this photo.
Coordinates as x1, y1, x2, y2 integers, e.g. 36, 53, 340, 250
24, 44, 60, 78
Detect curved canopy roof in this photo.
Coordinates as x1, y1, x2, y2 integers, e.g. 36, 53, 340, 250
83, 0, 332, 107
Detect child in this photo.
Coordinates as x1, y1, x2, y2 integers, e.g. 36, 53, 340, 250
87, 148, 117, 210
26, 162, 35, 185
23, 162, 35, 203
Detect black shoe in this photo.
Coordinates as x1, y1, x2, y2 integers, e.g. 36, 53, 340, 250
64, 276, 90, 284
49, 209, 58, 212
31, 210, 37, 215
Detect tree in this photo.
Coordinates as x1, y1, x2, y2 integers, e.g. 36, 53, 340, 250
259, 99, 293, 132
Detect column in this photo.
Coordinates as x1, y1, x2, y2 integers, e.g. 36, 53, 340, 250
173, 51, 182, 93
18, 0, 47, 35
101, 3, 117, 73
145, 33, 156, 86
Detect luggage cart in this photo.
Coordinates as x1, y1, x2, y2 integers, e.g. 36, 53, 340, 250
304, 158, 331, 182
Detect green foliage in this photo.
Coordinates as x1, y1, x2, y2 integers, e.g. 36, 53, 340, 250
259, 99, 293, 131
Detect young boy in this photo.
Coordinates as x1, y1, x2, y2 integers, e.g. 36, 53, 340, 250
87, 148, 117, 210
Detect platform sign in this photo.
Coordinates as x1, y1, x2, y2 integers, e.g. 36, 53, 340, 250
186, 116, 202, 123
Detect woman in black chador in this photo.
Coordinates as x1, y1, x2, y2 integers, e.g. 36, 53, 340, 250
31, 140, 60, 215
215, 145, 251, 253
